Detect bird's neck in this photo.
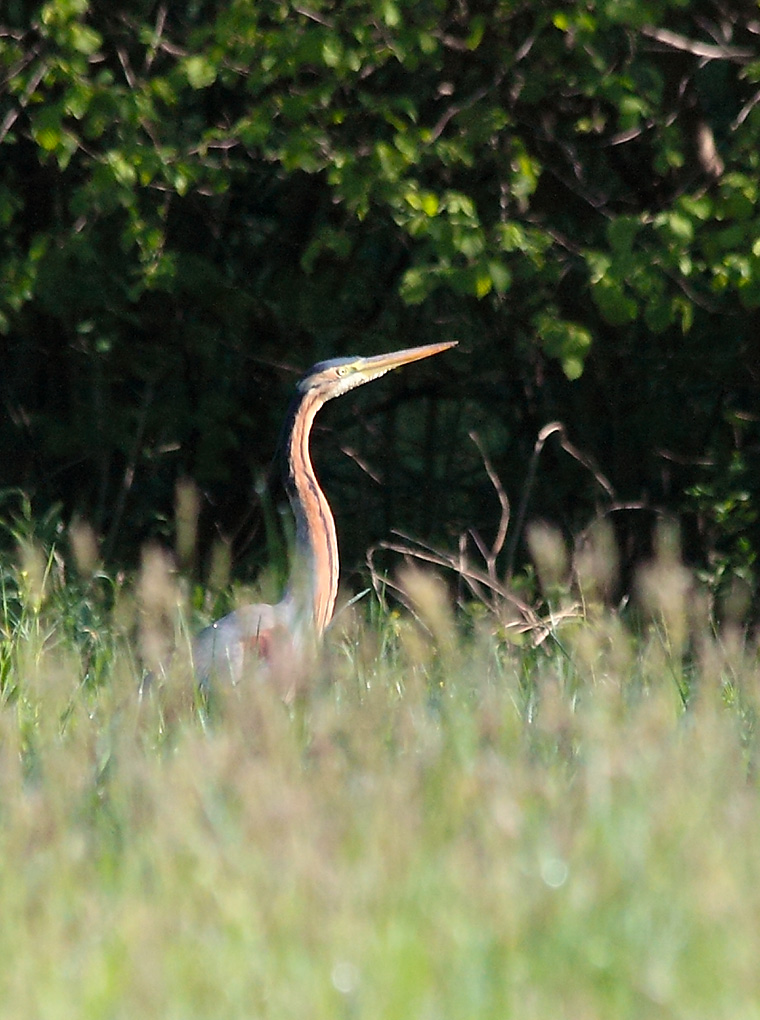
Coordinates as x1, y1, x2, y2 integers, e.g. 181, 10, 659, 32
284, 389, 339, 635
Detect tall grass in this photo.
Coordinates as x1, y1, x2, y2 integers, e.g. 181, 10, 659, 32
0, 518, 759, 1019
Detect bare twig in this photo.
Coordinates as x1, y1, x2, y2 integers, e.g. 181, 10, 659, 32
369, 532, 538, 624
640, 25, 753, 62
145, 5, 167, 72
116, 46, 136, 89
103, 380, 155, 561
661, 266, 728, 315
0, 57, 46, 145
514, 27, 541, 63
540, 161, 614, 217
366, 422, 616, 647
367, 533, 584, 647
607, 125, 648, 146
156, 40, 186, 58
505, 422, 615, 580
468, 431, 509, 582
430, 85, 489, 142
431, 29, 471, 53
656, 449, 716, 467
0, 44, 39, 90
732, 86, 760, 129
293, 5, 334, 28
339, 445, 383, 485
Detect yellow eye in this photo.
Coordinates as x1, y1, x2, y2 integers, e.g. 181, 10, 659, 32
336, 366, 350, 377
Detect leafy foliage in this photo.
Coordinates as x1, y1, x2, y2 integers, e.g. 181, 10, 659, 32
1, 0, 759, 591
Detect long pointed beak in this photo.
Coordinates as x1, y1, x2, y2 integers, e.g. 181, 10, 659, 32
358, 340, 457, 376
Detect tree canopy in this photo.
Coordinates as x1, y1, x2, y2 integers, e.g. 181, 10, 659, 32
2, 0, 759, 596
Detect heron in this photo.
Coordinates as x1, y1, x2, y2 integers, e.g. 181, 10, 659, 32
193, 340, 457, 684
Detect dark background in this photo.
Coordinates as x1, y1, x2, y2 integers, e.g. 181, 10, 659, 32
2, 0, 759, 603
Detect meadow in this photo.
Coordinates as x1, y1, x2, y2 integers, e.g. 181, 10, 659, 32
1, 513, 759, 1020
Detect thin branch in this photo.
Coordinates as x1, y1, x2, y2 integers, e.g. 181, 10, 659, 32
116, 45, 136, 89
103, 379, 155, 562
514, 27, 541, 63
505, 422, 615, 581
371, 533, 538, 623
0, 45, 39, 90
732, 86, 760, 129
339, 444, 383, 485
156, 39, 187, 59
145, 5, 167, 72
431, 29, 471, 53
541, 161, 615, 217
468, 430, 509, 582
430, 85, 489, 142
607, 124, 648, 146
0, 57, 46, 145
368, 534, 582, 648
661, 265, 728, 315
640, 25, 753, 62
555, 428, 615, 500
656, 449, 716, 467
293, 5, 334, 28
524, 217, 585, 257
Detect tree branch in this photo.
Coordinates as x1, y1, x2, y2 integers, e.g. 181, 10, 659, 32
641, 25, 753, 62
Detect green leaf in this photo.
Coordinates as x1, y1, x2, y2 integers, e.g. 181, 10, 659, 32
535, 312, 593, 379
105, 151, 137, 187
381, 1, 400, 27
183, 56, 217, 90
33, 120, 63, 152
452, 227, 485, 258
716, 224, 748, 251
607, 216, 639, 255
30, 106, 79, 168
678, 194, 712, 221
487, 260, 511, 294
322, 34, 343, 68
64, 83, 92, 119
591, 278, 638, 325
496, 222, 526, 252
474, 270, 492, 298
674, 297, 693, 333
70, 22, 101, 55
41, 0, 88, 24
585, 251, 612, 284
665, 211, 694, 243
644, 295, 673, 334
420, 191, 439, 217
511, 151, 539, 200
467, 16, 486, 50
400, 266, 433, 305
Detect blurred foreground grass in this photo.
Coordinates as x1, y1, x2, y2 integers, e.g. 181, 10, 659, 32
1, 525, 760, 1019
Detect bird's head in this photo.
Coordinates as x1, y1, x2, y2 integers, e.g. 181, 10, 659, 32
297, 341, 457, 401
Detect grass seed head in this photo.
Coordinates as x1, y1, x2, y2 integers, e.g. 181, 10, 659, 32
174, 478, 201, 569
527, 522, 569, 601
68, 517, 101, 578
574, 518, 619, 606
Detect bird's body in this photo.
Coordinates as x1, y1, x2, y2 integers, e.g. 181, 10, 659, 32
193, 341, 456, 685
192, 601, 290, 685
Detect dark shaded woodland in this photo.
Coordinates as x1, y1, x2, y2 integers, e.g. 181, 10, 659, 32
2, 0, 759, 599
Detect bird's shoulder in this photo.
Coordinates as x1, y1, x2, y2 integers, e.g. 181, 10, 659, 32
193, 601, 288, 684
